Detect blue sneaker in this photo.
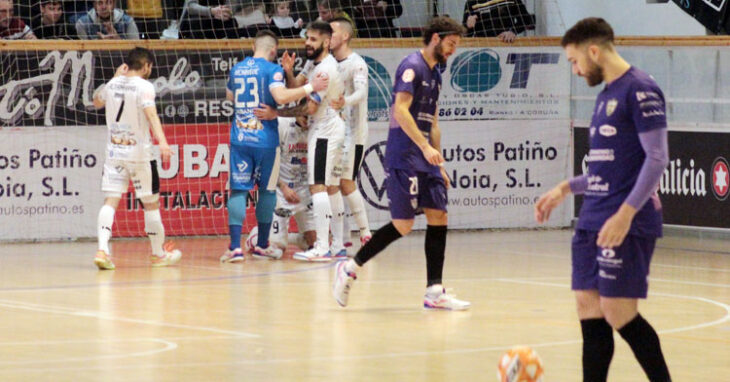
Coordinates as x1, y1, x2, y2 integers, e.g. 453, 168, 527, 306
332, 248, 348, 259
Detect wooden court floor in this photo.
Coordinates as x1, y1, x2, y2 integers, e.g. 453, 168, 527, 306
0, 229, 727, 381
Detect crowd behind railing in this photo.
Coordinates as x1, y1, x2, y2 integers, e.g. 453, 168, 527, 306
0, 0, 535, 43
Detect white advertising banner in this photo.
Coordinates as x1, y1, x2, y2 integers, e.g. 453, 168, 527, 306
358, 47, 570, 122
358, 120, 572, 229
0, 126, 106, 241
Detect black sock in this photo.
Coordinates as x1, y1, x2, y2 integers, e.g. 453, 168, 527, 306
580, 318, 614, 382
618, 314, 671, 382
353, 222, 402, 266
425, 225, 447, 287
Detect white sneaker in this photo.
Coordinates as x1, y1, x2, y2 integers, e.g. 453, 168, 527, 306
332, 260, 357, 307
220, 248, 244, 263
293, 247, 332, 262
151, 243, 182, 267
423, 287, 470, 311
252, 245, 283, 260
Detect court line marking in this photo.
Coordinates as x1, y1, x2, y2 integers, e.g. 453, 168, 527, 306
0, 262, 337, 292
0, 338, 178, 365
0, 298, 261, 338
2, 277, 727, 372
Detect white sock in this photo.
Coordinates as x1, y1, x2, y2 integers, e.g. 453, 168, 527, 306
144, 209, 165, 256
426, 284, 444, 296
329, 191, 345, 251
344, 258, 360, 274
311, 192, 331, 253
97, 205, 115, 254
345, 190, 371, 237
342, 204, 352, 244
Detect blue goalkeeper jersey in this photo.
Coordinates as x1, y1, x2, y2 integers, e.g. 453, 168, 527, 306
227, 57, 285, 149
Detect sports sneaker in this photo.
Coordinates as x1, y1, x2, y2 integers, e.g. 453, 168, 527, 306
423, 288, 471, 311
220, 248, 244, 263
94, 250, 115, 270
332, 247, 348, 259
151, 243, 182, 267
332, 260, 357, 307
293, 247, 332, 262
252, 245, 283, 260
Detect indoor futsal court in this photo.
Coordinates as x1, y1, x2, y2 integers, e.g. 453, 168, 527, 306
0, 230, 727, 381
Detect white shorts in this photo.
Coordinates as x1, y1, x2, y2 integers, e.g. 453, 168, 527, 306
101, 159, 159, 198
275, 186, 313, 226
307, 120, 345, 186
340, 141, 366, 181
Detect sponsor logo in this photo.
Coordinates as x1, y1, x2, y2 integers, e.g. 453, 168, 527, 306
598, 124, 617, 137
601, 248, 615, 258
606, 99, 617, 116
357, 141, 389, 210
642, 110, 665, 118
450, 49, 501, 93
362, 55, 393, 122
596, 101, 604, 116
237, 161, 248, 173
273, 72, 284, 81
659, 158, 707, 197
703, 0, 726, 11
402, 68, 415, 83
712, 157, 729, 200
599, 270, 617, 280
587, 149, 615, 162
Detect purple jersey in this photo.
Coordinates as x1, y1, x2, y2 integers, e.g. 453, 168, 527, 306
385, 51, 442, 174
579, 67, 667, 237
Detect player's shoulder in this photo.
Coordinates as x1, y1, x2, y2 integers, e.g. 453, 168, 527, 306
625, 66, 662, 93
134, 77, 155, 91
399, 51, 423, 68
350, 52, 368, 67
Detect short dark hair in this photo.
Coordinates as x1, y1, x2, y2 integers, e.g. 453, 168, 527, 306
307, 20, 333, 36
126, 47, 155, 70
423, 16, 465, 45
255, 29, 278, 44
317, 0, 340, 11
561, 17, 614, 48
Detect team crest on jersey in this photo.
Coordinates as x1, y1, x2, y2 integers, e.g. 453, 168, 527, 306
238, 132, 244, 141
273, 72, 284, 81
402, 69, 415, 83
237, 161, 248, 173
606, 99, 618, 116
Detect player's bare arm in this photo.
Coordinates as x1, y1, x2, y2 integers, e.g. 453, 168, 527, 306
392, 91, 443, 165
534, 180, 571, 223
430, 113, 450, 188
143, 106, 172, 164
276, 100, 309, 117
92, 64, 129, 109
278, 181, 301, 204
270, 72, 328, 105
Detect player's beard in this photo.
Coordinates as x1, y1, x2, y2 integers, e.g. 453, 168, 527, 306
584, 60, 604, 87
434, 41, 448, 66
306, 43, 324, 60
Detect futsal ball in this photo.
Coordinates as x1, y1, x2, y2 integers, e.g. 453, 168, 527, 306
497, 346, 544, 382
243, 226, 258, 254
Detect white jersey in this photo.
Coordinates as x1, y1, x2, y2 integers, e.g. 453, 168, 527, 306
99, 76, 156, 161
302, 55, 345, 133
337, 52, 369, 145
277, 117, 309, 190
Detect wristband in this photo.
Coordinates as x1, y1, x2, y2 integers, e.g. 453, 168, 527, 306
303, 84, 314, 95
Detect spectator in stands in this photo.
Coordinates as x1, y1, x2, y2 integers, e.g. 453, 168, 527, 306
315, 0, 355, 35
353, 0, 401, 38
124, 0, 177, 39
231, 0, 269, 37
31, 0, 77, 39
181, 0, 239, 39
462, 0, 534, 43
268, 1, 303, 37
76, 0, 140, 39
0, 0, 36, 39
65, 1, 92, 24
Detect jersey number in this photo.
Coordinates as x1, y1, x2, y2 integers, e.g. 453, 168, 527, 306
115, 100, 125, 122
234, 77, 260, 108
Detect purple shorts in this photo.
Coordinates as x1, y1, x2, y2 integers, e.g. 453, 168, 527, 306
571, 229, 656, 298
386, 168, 447, 220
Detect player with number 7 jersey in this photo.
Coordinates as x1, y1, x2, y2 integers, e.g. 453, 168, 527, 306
221, 30, 329, 263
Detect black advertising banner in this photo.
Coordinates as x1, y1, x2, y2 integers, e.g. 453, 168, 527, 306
671, 0, 729, 33
574, 126, 730, 229
0, 49, 311, 128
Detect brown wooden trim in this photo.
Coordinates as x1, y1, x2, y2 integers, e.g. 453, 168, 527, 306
1, 36, 728, 51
